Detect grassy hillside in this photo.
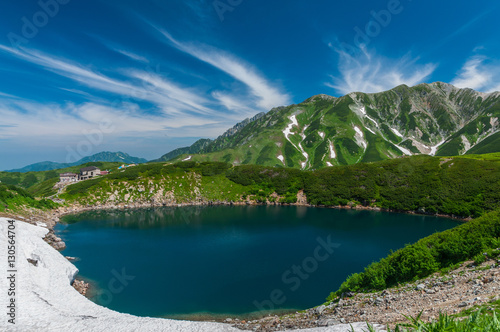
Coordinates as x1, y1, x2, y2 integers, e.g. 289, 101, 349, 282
0, 162, 123, 197
304, 155, 499, 217
331, 209, 500, 298
466, 132, 500, 155
60, 154, 500, 219
0, 184, 57, 213
60, 161, 249, 205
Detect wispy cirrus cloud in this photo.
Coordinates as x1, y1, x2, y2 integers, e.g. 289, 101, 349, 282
114, 49, 149, 63
211, 91, 258, 117
326, 46, 437, 95
0, 43, 266, 149
0, 44, 221, 117
0, 98, 218, 140
451, 55, 500, 93
156, 29, 291, 110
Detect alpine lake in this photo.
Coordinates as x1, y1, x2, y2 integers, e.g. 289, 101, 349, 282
55, 205, 458, 320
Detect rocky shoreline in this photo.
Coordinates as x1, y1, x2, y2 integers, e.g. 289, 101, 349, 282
48, 191, 470, 229
0, 199, 472, 331
231, 258, 500, 331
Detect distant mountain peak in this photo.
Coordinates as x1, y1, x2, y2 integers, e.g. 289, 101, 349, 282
303, 94, 336, 103
5, 151, 147, 173
153, 82, 500, 168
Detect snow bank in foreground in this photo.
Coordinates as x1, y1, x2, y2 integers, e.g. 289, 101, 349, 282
0, 218, 240, 332
0, 218, 384, 332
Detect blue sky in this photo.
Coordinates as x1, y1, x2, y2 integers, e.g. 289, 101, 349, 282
0, 0, 499, 170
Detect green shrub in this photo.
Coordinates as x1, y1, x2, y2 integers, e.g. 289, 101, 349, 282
473, 253, 487, 265
379, 310, 500, 332
331, 210, 500, 297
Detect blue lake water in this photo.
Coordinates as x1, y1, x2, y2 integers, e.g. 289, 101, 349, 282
56, 206, 458, 319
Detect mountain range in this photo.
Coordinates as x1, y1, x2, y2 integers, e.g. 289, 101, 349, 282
5, 152, 147, 173
155, 82, 500, 169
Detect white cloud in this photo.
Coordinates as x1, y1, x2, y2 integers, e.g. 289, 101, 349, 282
157, 29, 291, 110
114, 49, 149, 63
0, 44, 245, 120
211, 91, 255, 114
326, 46, 437, 95
0, 41, 287, 159
0, 99, 218, 141
0, 91, 20, 99
451, 55, 500, 93
128, 70, 212, 115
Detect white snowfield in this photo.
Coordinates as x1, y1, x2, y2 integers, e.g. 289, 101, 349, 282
395, 145, 412, 156
430, 140, 446, 156
365, 127, 376, 135
354, 105, 379, 129
390, 128, 404, 139
0, 218, 385, 332
328, 140, 336, 159
353, 126, 367, 150
282, 115, 310, 169
283, 115, 299, 142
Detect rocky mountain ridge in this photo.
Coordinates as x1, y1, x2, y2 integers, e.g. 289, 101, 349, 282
159, 82, 500, 169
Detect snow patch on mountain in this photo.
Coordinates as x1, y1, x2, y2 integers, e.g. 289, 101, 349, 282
395, 145, 412, 156
298, 142, 309, 169
283, 115, 299, 141
352, 105, 379, 129
283, 115, 301, 152
300, 125, 309, 140
329, 140, 336, 159
277, 155, 285, 164
430, 140, 446, 156
461, 135, 471, 153
391, 128, 404, 138
365, 115, 379, 128
354, 126, 367, 150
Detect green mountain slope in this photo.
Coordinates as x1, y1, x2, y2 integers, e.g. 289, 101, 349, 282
61, 154, 500, 219
159, 83, 500, 169
0, 183, 56, 212
0, 161, 124, 197
5, 151, 147, 173
465, 131, 500, 155
151, 139, 213, 163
